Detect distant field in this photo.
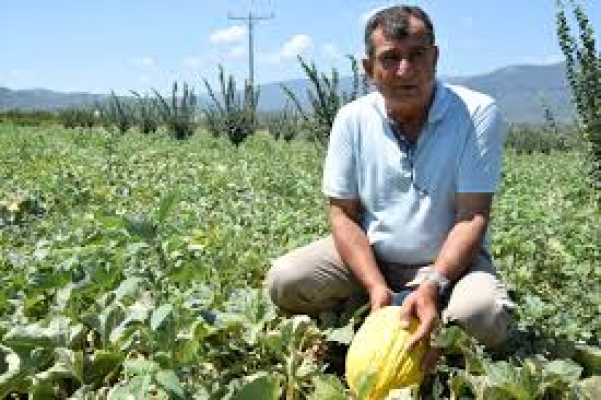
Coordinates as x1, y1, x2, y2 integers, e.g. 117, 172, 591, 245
0, 124, 599, 398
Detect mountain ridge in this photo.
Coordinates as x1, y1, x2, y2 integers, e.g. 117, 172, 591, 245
0, 62, 574, 124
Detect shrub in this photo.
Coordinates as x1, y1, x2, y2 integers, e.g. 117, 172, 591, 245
202, 66, 258, 147
260, 106, 301, 142
153, 82, 198, 140
281, 55, 370, 145
131, 91, 159, 134
556, 0, 601, 200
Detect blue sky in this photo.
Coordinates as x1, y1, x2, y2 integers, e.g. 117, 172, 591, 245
1, 0, 600, 95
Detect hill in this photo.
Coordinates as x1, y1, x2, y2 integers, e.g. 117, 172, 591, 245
0, 62, 574, 124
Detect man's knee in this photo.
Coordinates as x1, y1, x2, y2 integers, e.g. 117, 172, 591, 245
265, 258, 318, 314
443, 272, 513, 348
445, 298, 512, 347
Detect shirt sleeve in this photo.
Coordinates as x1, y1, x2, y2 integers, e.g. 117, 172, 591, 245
322, 107, 359, 199
457, 102, 507, 193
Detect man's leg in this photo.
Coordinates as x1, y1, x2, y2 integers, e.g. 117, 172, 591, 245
441, 253, 514, 347
265, 235, 363, 315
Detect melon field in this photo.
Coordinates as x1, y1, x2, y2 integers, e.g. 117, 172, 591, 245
0, 124, 599, 399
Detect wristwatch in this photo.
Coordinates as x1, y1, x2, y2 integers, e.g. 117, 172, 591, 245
423, 271, 451, 296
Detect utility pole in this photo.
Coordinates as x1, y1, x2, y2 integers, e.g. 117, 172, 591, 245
227, 10, 274, 93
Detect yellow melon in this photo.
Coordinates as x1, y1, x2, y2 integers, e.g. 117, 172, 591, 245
345, 306, 426, 400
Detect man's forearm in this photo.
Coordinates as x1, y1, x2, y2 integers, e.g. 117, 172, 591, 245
330, 207, 387, 291
433, 214, 488, 282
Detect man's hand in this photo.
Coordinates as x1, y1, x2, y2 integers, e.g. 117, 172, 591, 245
398, 281, 441, 371
368, 283, 393, 312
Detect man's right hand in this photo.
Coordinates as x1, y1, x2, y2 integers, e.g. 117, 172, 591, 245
368, 284, 393, 311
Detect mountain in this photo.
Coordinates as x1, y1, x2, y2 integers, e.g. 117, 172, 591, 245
0, 62, 574, 124
261, 62, 575, 124
0, 87, 107, 111
445, 62, 574, 124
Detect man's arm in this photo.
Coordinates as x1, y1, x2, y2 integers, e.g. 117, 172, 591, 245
400, 192, 493, 350
329, 197, 391, 310
430, 192, 492, 281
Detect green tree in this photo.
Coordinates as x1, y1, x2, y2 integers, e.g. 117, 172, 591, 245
556, 0, 601, 202
281, 55, 369, 146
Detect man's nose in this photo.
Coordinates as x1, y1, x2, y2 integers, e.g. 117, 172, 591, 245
395, 58, 413, 76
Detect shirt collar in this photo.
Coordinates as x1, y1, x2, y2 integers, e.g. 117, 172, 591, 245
427, 81, 449, 124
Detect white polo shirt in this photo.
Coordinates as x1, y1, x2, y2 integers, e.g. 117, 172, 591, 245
322, 82, 506, 265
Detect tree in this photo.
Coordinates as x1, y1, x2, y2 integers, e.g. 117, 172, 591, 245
556, 0, 601, 203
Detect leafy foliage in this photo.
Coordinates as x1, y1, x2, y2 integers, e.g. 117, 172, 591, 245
0, 110, 59, 127
281, 55, 370, 145
0, 124, 598, 398
105, 91, 134, 134
153, 82, 198, 140
260, 106, 302, 142
556, 0, 601, 202
202, 66, 258, 147
57, 106, 98, 129
131, 91, 159, 135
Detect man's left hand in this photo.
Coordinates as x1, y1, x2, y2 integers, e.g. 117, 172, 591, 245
398, 280, 441, 371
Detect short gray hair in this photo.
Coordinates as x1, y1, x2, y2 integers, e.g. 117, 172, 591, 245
364, 5, 435, 57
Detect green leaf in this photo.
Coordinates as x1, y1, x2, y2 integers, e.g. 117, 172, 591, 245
323, 321, 354, 345
484, 361, 536, 399
306, 375, 347, 400
107, 374, 152, 400
156, 191, 180, 224
122, 358, 160, 377
150, 304, 173, 331
232, 373, 281, 400
85, 350, 124, 387
114, 277, 144, 301
155, 369, 185, 399
35, 348, 84, 384
574, 344, 601, 374
542, 359, 582, 385
124, 214, 157, 241
3, 317, 71, 349
0, 346, 25, 398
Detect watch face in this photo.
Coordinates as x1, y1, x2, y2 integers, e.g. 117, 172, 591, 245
426, 271, 449, 295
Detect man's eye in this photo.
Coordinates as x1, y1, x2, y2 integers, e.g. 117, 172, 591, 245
408, 50, 426, 62
380, 55, 400, 65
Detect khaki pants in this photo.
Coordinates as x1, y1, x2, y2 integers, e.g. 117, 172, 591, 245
266, 235, 513, 348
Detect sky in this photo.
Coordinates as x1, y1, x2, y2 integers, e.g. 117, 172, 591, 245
1, 0, 600, 95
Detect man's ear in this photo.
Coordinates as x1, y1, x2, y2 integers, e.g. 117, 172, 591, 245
362, 57, 373, 79
432, 45, 439, 68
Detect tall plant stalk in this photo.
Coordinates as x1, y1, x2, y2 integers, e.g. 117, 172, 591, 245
556, 0, 601, 203
281, 55, 369, 145
202, 65, 258, 147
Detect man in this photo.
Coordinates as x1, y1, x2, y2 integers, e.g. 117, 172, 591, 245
266, 5, 513, 370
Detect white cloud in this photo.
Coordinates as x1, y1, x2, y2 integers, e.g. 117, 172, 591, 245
260, 35, 313, 64
276, 34, 313, 60
132, 57, 155, 69
209, 25, 246, 44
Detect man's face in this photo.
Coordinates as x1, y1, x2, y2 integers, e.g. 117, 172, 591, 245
363, 16, 438, 113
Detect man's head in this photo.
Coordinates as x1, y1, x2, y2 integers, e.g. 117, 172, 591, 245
364, 6, 435, 58
362, 5, 438, 120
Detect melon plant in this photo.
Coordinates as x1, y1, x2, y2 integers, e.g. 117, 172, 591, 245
346, 306, 427, 400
